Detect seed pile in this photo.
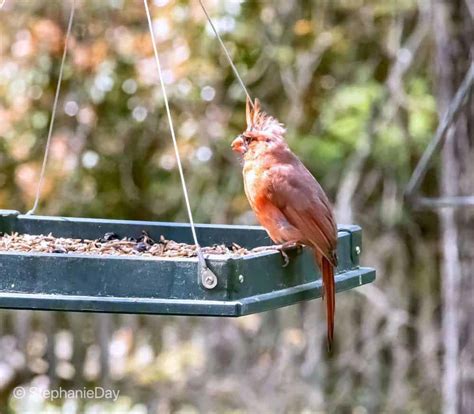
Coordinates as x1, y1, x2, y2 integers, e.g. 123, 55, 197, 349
0, 231, 250, 258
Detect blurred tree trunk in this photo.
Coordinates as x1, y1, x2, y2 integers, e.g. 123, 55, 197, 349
433, 1, 474, 413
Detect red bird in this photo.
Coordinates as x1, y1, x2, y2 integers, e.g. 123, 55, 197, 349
232, 98, 338, 347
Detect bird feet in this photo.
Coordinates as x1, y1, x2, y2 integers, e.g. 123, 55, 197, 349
252, 242, 303, 267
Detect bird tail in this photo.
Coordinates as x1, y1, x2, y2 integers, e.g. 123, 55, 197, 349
320, 254, 335, 350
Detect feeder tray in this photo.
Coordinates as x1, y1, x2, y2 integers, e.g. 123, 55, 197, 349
0, 210, 375, 316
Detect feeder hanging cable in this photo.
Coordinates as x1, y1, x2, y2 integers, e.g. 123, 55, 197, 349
198, 0, 254, 108
143, 0, 217, 289
27, 0, 76, 215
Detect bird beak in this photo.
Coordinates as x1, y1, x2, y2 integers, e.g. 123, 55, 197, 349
231, 135, 247, 154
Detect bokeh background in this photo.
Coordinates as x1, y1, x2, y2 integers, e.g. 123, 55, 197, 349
0, 0, 473, 413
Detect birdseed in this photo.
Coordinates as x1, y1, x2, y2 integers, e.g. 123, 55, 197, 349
0, 231, 251, 258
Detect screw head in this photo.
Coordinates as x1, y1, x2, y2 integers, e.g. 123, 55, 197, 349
238, 274, 244, 284
201, 268, 218, 289
355, 246, 361, 255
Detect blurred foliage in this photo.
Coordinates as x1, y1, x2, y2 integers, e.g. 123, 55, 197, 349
0, 0, 437, 223
0, 0, 445, 413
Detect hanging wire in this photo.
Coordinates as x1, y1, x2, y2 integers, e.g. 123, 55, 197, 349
197, 0, 254, 108
143, 0, 217, 289
27, 0, 76, 215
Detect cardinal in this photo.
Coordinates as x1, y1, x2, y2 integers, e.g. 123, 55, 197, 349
231, 97, 338, 347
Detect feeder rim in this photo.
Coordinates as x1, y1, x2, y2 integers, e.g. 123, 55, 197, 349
0, 210, 361, 233
0, 210, 362, 263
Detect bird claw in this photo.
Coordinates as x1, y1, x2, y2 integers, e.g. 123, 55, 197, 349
252, 243, 302, 267
278, 242, 303, 267
279, 248, 290, 267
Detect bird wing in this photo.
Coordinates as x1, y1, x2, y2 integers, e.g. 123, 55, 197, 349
265, 161, 338, 266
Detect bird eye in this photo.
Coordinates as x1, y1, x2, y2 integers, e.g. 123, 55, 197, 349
242, 134, 253, 143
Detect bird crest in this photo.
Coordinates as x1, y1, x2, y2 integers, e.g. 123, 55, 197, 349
246, 97, 286, 139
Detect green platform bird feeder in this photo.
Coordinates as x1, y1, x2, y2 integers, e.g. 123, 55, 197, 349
0, 210, 374, 316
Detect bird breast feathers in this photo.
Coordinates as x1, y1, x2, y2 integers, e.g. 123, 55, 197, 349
242, 163, 267, 207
